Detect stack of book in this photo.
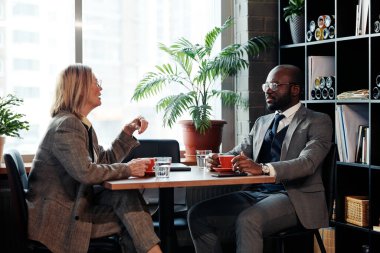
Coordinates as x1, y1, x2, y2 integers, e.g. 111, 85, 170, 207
355, 0, 370, 35
335, 104, 369, 163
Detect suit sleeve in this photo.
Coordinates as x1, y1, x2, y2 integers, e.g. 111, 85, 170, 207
272, 112, 333, 183
52, 116, 138, 185
226, 118, 262, 158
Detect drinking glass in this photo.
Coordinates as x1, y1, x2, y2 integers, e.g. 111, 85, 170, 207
154, 157, 172, 178
196, 150, 212, 169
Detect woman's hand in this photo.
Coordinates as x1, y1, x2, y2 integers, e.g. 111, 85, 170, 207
232, 152, 263, 175
126, 158, 150, 177
206, 153, 220, 169
123, 116, 149, 136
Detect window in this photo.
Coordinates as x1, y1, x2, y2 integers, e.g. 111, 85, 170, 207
12, 2, 39, 16
3, 0, 75, 154
3, 0, 222, 154
13, 30, 39, 44
82, 0, 222, 148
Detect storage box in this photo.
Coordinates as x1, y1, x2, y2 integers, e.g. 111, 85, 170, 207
314, 227, 335, 253
345, 196, 369, 227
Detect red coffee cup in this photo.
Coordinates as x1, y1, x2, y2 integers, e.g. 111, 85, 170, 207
218, 154, 235, 168
146, 158, 155, 171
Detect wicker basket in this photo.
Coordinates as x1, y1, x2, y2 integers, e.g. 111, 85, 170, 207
345, 196, 369, 227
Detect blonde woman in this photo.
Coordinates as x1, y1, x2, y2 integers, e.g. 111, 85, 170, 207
27, 64, 161, 253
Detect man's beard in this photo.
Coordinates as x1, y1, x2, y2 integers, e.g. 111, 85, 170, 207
266, 94, 291, 111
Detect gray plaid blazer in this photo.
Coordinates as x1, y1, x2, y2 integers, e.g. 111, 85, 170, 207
26, 111, 139, 253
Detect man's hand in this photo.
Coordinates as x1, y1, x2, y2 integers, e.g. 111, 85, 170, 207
232, 152, 263, 175
126, 158, 150, 177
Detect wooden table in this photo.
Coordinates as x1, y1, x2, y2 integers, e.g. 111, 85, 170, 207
0, 163, 32, 174
104, 167, 275, 253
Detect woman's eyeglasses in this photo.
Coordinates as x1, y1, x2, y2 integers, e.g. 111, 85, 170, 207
261, 82, 295, 92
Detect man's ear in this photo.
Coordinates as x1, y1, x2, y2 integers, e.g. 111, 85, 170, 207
291, 84, 301, 97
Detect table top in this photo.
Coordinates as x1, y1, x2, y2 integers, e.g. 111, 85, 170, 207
0, 162, 32, 174
103, 167, 275, 190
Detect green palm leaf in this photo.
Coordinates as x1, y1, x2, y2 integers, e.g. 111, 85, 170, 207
189, 104, 212, 134
212, 90, 248, 108
132, 65, 185, 101
131, 17, 273, 133
204, 16, 234, 53
210, 36, 273, 77
157, 93, 195, 128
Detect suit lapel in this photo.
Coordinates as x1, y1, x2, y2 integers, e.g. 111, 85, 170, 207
280, 106, 307, 160
253, 114, 274, 161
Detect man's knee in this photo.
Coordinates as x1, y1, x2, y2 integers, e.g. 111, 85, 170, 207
236, 208, 264, 234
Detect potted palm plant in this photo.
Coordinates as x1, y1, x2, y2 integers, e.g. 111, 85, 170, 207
0, 94, 30, 161
131, 17, 273, 161
283, 0, 305, 44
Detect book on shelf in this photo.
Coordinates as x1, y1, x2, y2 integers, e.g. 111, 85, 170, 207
335, 106, 347, 162
361, 0, 370, 35
363, 127, 370, 164
356, 0, 370, 35
355, 1, 362, 35
335, 104, 368, 163
355, 125, 369, 164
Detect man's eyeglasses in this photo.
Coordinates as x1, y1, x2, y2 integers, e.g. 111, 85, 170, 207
95, 79, 102, 89
262, 82, 295, 92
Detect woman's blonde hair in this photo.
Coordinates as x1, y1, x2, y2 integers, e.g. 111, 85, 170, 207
51, 64, 93, 117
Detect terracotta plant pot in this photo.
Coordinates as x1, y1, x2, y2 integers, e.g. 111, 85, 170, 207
179, 120, 226, 163
0, 136, 5, 163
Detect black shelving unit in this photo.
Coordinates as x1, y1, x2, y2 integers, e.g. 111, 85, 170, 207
278, 0, 380, 252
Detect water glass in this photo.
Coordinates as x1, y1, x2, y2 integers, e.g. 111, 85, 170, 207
196, 150, 212, 169
154, 157, 172, 178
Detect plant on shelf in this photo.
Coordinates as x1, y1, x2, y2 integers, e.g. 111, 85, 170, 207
283, 0, 305, 44
0, 93, 29, 161
283, 0, 304, 22
0, 94, 30, 138
131, 17, 273, 134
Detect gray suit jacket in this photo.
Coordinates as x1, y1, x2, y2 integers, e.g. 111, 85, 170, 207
230, 105, 333, 229
26, 111, 140, 253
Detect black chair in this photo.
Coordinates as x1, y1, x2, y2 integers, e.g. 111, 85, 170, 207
4, 149, 121, 253
123, 139, 185, 220
264, 144, 337, 253
123, 139, 191, 250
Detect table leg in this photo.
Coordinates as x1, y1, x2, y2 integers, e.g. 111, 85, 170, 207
159, 187, 176, 253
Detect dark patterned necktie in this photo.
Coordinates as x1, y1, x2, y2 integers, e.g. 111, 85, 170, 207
271, 114, 285, 136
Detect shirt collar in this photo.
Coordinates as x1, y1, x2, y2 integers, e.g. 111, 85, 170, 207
81, 116, 92, 129
275, 102, 301, 119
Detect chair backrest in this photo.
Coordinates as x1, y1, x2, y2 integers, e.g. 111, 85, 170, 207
321, 144, 337, 220
123, 139, 181, 163
123, 139, 184, 206
4, 149, 29, 244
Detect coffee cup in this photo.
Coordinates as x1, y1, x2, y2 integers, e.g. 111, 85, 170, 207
146, 158, 155, 172
218, 154, 235, 168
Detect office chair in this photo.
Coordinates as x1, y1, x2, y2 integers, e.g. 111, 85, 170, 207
4, 149, 121, 253
265, 144, 337, 253
123, 139, 185, 219
123, 139, 190, 249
